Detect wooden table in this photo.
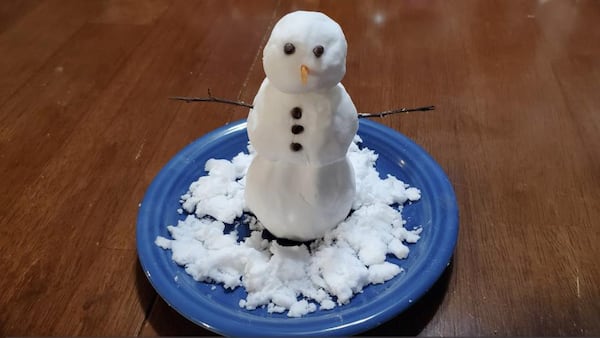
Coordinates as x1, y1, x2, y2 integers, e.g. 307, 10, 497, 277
1, 0, 598, 336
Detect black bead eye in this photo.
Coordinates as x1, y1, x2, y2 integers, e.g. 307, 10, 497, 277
284, 43, 295, 55
313, 45, 324, 58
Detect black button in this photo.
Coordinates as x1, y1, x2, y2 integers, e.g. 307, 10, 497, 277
291, 107, 302, 119
291, 125, 304, 134
290, 143, 303, 151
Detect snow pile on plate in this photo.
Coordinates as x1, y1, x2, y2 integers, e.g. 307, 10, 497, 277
155, 136, 421, 317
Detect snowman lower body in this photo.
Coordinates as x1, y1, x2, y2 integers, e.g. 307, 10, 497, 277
245, 155, 355, 242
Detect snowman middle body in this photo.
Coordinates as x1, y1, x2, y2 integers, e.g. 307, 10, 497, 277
245, 78, 358, 241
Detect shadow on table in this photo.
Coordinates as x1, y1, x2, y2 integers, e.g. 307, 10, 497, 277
135, 259, 453, 336
364, 260, 454, 336
135, 260, 215, 336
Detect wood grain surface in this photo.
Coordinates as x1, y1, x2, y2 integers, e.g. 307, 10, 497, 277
1, 0, 599, 336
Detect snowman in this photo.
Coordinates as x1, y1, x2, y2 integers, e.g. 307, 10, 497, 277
245, 11, 358, 241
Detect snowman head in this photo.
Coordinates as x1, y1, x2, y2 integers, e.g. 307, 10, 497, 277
263, 11, 348, 94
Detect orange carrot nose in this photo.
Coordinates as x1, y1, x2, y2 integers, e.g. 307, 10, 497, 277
300, 64, 309, 85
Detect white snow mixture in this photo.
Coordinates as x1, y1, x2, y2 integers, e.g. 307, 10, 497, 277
155, 136, 421, 317
155, 10, 423, 318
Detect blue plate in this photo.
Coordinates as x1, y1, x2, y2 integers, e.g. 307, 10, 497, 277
136, 119, 458, 336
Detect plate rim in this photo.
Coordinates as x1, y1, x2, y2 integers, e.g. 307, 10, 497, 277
136, 119, 459, 336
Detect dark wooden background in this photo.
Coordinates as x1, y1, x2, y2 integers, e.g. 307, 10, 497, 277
1, 0, 598, 336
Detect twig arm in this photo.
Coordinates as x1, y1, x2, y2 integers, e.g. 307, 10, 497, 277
169, 92, 434, 118
358, 105, 435, 118
169, 89, 253, 109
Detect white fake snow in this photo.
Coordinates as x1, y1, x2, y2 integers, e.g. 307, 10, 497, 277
155, 136, 421, 317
